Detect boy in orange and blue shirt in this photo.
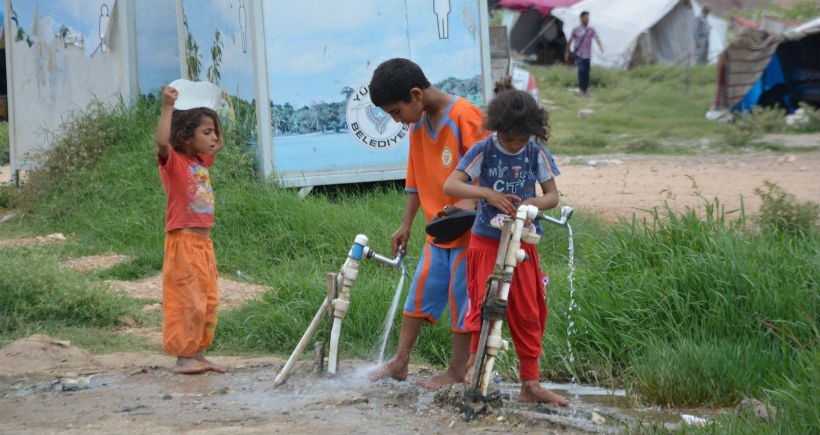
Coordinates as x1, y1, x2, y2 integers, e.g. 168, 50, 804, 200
367, 58, 489, 388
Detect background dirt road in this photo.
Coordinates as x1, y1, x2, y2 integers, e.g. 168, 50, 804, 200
555, 146, 819, 223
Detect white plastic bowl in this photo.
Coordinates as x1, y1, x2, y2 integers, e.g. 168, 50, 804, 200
168, 79, 223, 111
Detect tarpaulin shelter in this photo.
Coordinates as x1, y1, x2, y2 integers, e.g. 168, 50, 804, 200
550, 0, 727, 69
712, 17, 820, 114
496, 0, 581, 63
498, 0, 580, 17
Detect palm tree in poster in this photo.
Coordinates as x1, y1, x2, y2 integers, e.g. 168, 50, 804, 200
207, 31, 223, 86
183, 15, 202, 80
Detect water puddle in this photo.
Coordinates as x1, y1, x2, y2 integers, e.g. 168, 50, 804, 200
9, 374, 116, 397
540, 381, 720, 430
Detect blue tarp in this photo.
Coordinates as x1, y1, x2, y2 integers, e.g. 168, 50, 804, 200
733, 53, 793, 113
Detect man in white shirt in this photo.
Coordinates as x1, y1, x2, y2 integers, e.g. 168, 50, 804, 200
694, 6, 711, 65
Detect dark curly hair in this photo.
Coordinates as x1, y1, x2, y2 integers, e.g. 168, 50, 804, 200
484, 89, 550, 144
493, 75, 515, 95
169, 107, 221, 151
369, 58, 431, 108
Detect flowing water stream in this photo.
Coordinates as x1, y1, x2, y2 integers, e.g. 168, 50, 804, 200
565, 223, 578, 375
376, 267, 406, 363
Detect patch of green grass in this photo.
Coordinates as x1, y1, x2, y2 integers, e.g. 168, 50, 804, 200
532, 63, 757, 156
0, 121, 9, 166
0, 246, 149, 348
545, 195, 820, 412
731, 0, 820, 23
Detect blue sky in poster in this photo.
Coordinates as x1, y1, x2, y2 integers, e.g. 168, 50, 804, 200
6, 0, 179, 96
180, 0, 255, 102
8, 0, 113, 56
263, 0, 483, 108
135, 0, 179, 95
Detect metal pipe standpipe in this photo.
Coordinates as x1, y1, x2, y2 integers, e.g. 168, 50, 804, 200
538, 205, 574, 229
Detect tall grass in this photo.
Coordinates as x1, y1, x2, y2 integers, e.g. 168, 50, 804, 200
537, 197, 819, 434
1, 66, 819, 434
0, 246, 147, 345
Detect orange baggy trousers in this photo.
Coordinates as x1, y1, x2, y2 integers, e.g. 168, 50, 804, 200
162, 230, 219, 357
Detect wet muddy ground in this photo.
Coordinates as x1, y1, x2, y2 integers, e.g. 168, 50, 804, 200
0, 337, 632, 435
0, 335, 726, 435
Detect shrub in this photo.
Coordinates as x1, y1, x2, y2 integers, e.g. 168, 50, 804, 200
563, 132, 608, 150
0, 183, 14, 210
723, 106, 788, 147
754, 180, 820, 234
786, 102, 820, 133
625, 137, 662, 153
12, 98, 138, 212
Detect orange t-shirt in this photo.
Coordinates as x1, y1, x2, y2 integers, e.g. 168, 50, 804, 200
406, 96, 488, 248
158, 149, 216, 232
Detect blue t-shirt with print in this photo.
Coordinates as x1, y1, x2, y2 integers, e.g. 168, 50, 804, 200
456, 135, 561, 240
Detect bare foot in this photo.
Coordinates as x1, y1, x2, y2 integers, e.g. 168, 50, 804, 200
519, 380, 570, 406
464, 353, 476, 385
195, 351, 227, 373
172, 357, 208, 374
416, 371, 464, 389
368, 359, 408, 382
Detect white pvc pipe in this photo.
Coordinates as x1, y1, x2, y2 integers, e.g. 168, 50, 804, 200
477, 205, 538, 395
327, 317, 344, 374
327, 235, 367, 374
274, 296, 331, 386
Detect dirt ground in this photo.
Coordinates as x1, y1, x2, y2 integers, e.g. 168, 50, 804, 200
0, 135, 818, 434
556, 135, 820, 223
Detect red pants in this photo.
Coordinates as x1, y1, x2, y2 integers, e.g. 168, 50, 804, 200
466, 234, 548, 380
162, 230, 219, 357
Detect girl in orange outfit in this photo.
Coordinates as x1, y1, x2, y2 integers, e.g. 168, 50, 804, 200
155, 84, 225, 374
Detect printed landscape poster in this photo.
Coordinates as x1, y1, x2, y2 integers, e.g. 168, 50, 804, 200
178, 0, 259, 171
5, 0, 488, 188
181, 0, 489, 188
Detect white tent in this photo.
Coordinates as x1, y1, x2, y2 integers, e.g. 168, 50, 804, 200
551, 0, 727, 69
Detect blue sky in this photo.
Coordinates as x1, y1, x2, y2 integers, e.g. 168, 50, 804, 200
8, 0, 114, 55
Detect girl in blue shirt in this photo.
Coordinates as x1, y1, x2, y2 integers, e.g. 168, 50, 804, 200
443, 88, 568, 406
